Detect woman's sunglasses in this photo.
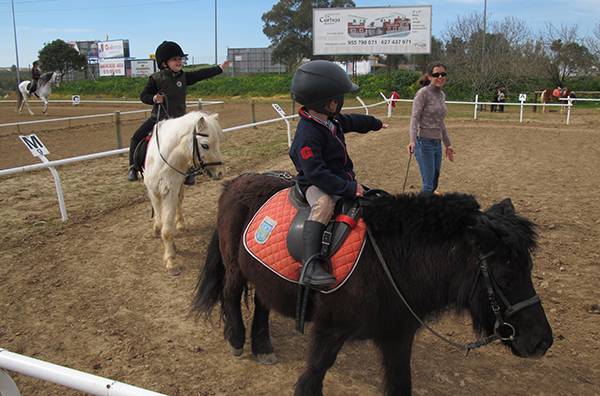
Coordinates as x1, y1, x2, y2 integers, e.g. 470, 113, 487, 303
431, 72, 447, 78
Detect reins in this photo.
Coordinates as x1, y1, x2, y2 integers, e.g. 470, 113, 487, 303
154, 101, 223, 178
365, 225, 541, 355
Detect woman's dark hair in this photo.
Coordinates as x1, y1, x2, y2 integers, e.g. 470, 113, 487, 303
426, 62, 447, 75
33, 61, 38, 66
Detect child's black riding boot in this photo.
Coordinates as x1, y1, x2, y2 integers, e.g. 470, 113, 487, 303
184, 173, 196, 186
299, 220, 336, 290
127, 165, 139, 181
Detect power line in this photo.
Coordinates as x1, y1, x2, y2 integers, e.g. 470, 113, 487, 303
0, 0, 201, 13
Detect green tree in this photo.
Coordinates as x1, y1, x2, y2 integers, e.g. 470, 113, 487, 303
547, 39, 594, 84
38, 39, 87, 74
262, 0, 355, 72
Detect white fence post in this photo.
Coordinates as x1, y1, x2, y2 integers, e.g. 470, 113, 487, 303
355, 96, 369, 115
379, 92, 393, 118
519, 99, 525, 123
473, 95, 479, 120
566, 98, 572, 125
271, 103, 292, 147
40, 156, 68, 223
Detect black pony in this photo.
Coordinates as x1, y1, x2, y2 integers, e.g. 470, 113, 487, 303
193, 173, 553, 395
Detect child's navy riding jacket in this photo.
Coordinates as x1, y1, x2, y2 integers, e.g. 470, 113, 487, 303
290, 108, 383, 199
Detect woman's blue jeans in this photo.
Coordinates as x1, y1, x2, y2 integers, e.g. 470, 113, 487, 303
415, 137, 442, 193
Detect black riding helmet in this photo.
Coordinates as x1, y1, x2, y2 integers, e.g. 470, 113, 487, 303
291, 60, 359, 116
155, 41, 187, 69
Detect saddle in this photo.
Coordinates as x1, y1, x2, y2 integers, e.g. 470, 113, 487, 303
286, 183, 362, 263
244, 183, 367, 294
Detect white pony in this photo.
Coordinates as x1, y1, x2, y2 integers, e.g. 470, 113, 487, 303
17, 71, 61, 115
143, 111, 225, 275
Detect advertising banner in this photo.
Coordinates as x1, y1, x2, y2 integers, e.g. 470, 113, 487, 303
99, 58, 125, 76
131, 60, 156, 77
98, 40, 125, 59
313, 6, 432, 55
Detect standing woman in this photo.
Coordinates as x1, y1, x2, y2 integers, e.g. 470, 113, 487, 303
406, 63, 455, 194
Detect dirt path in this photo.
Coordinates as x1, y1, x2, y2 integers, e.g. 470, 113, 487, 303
1, 103, 599, 395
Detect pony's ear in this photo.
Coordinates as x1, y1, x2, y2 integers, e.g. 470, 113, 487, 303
213, 113, 220, 121
486, 198, 515, 216
196, 116, 207, 131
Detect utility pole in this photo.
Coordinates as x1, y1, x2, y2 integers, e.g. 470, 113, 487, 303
214, 0, 218, 64
481, 0, 487, 74
11, 0, 21, 84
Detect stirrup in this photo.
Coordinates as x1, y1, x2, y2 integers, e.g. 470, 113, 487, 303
298, 255, 335, 291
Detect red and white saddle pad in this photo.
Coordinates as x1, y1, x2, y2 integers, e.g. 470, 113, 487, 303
243, 187, 367, 293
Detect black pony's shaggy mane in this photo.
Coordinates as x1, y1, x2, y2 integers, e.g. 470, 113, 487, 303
363, 192, 481, 239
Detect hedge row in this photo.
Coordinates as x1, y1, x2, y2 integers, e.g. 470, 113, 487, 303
17, 68, 600, 101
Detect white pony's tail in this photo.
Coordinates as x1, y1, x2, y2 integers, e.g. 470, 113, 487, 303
16, 87, 23, 111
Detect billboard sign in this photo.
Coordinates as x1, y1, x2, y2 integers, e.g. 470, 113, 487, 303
131, 59, 156, 77
98, 40, 125, 59
99, 58, 125, 76
313, 6, 432, 55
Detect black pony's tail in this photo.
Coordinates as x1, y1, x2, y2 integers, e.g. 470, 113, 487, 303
192, 230, 225, 317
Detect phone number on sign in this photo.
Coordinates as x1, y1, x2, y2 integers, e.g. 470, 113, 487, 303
347, 39, 412, 45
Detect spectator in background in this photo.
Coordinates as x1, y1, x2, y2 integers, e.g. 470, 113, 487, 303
406, 62, 455, 194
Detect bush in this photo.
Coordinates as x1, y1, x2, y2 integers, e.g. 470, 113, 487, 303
49, 68, 600, 101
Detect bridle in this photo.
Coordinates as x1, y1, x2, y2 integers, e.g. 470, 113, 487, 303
366, 226, 542, 354
154, 102, 223, 178
468, 250, 540, 342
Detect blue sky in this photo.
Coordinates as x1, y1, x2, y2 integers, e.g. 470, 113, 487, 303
1, 0, 598, 67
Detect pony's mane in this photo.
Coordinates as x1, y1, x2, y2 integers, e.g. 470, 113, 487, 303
159, 111, 223, 144
480, 200, 538, 258
363, 192, 480, 239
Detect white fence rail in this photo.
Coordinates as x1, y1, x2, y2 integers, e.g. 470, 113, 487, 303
0, 348, 166, 396
0, 94, 582, 223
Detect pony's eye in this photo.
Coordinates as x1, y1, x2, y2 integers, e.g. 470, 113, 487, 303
201, 143, 209, 150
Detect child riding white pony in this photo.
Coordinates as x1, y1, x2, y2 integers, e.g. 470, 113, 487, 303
143, 110, 225, 275
16, 71, 61, 115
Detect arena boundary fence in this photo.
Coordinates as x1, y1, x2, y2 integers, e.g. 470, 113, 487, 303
0, 93, 583, 224
0, 348, 166, 396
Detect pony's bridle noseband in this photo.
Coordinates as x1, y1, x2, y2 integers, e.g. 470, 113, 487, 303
366, 227, 542, 354
155, 102, 223, 178
470, 250, 541, 343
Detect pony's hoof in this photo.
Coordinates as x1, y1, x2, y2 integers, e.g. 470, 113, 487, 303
166, 265, 182, 276
255, 353, 278, 365
230, 346, 243, 357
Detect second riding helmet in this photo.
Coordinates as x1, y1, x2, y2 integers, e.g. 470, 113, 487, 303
291, 60, 359, 115
155, 41, 187, 69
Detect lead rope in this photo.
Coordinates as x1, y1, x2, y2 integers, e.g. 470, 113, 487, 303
401, 153, 412, 193
366, 227, 500, 355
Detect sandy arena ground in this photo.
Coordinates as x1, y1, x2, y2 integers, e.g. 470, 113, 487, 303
0, 99, 599, 395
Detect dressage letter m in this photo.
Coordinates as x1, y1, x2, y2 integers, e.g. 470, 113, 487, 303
19, 134, 49, 157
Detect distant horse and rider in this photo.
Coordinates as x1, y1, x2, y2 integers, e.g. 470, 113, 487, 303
16, 67, 62, 115
539, 86, 576, 113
